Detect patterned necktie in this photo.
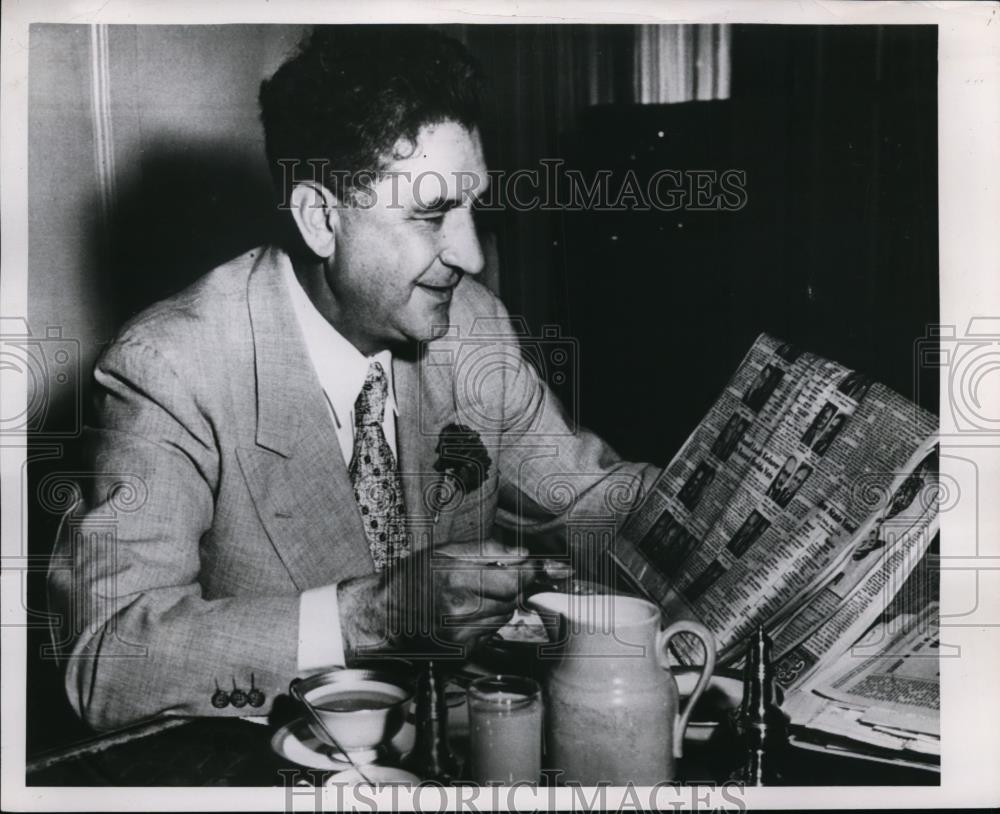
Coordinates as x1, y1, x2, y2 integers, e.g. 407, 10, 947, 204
349, 361, 408, 570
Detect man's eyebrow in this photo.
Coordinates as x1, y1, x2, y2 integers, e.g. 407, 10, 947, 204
413, 182, 490, 211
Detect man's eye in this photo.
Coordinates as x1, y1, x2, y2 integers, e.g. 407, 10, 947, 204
414, 201, 456, 222
414, 211, 446, 224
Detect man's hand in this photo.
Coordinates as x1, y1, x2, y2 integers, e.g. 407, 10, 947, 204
337, 541, 547, 659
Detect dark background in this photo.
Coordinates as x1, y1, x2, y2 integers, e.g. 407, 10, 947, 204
522, 25, 938, 463
25, 24, 937, 755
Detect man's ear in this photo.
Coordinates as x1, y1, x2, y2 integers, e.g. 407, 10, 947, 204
288, 182, 340, 259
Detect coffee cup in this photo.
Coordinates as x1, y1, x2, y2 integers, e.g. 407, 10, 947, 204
294, 668, 413, 759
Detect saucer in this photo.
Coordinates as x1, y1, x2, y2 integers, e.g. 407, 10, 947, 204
271, 718, 355, 770
675, 668, 744, 744
326, 766, 422, 786
675, 667, 744, 720
271, 716, 416, 770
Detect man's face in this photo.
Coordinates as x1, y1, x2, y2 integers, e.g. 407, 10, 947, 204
326, 121, 488, 353
789, 467, 810, 491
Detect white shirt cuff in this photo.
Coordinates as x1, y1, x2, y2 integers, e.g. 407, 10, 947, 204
297, 583, 347, 672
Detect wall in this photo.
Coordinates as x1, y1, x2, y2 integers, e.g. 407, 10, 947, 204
26, 23, 310, 753
29, 24, 309, 377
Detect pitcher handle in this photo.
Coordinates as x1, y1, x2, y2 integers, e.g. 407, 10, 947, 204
656, 620, 717, 759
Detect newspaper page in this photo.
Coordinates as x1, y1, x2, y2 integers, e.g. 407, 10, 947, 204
783, 602, 941, 763
816, 602, 940, 737
779, 549, 941, 764
767, 441, 939, 689
613, 333, 938, 680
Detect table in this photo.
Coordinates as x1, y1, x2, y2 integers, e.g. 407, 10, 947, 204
26, 698, 938, 787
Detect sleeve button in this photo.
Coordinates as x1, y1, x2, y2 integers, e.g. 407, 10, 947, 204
211, 680, 230, 708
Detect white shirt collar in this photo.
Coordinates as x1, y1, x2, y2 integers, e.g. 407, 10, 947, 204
281, 257, 397, 432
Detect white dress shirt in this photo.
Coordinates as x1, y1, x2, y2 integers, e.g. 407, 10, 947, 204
282, 260, 398, 672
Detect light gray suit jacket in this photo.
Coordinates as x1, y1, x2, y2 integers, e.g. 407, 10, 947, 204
48, 245, 657, 730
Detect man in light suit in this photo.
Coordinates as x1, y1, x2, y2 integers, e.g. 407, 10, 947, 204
48, 26, 657, 731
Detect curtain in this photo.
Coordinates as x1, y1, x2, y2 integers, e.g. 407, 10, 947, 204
634, 24, 731, 103
439, 24, 733, 332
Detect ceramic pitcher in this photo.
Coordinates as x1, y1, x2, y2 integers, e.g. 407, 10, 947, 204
527, 592, 716, 785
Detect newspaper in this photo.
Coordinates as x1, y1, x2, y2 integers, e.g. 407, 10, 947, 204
783, 601, 940, 761
612, 333, 939, 756
765, 451, 938, 691
815, 602, 940, 737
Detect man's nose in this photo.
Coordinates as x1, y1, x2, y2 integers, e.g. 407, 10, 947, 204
439, 208, 485, 275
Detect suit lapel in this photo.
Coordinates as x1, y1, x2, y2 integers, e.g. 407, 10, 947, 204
240, 247, 373, 590
394, 348, 457, 550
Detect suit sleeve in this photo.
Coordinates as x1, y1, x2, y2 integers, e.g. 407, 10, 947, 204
47, 335, 300, 731
453, 293, 662, 546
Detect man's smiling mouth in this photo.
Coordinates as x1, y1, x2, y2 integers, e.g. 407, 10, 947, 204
416, 280, 459, 296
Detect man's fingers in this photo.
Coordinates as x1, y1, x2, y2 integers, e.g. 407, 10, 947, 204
539, 558, 575, 581
526, 558, 575, 592
432, 552, 528, 600
440, 589, 516, 619
472, 595, 517, 618
443, 562, 525, 601
436, 557, 575, 600
443, 603, 514, 626
469, 613, 516, 638
450, 614, 515, 646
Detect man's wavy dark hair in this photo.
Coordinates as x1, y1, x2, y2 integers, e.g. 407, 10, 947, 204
259, 26, 484, 203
